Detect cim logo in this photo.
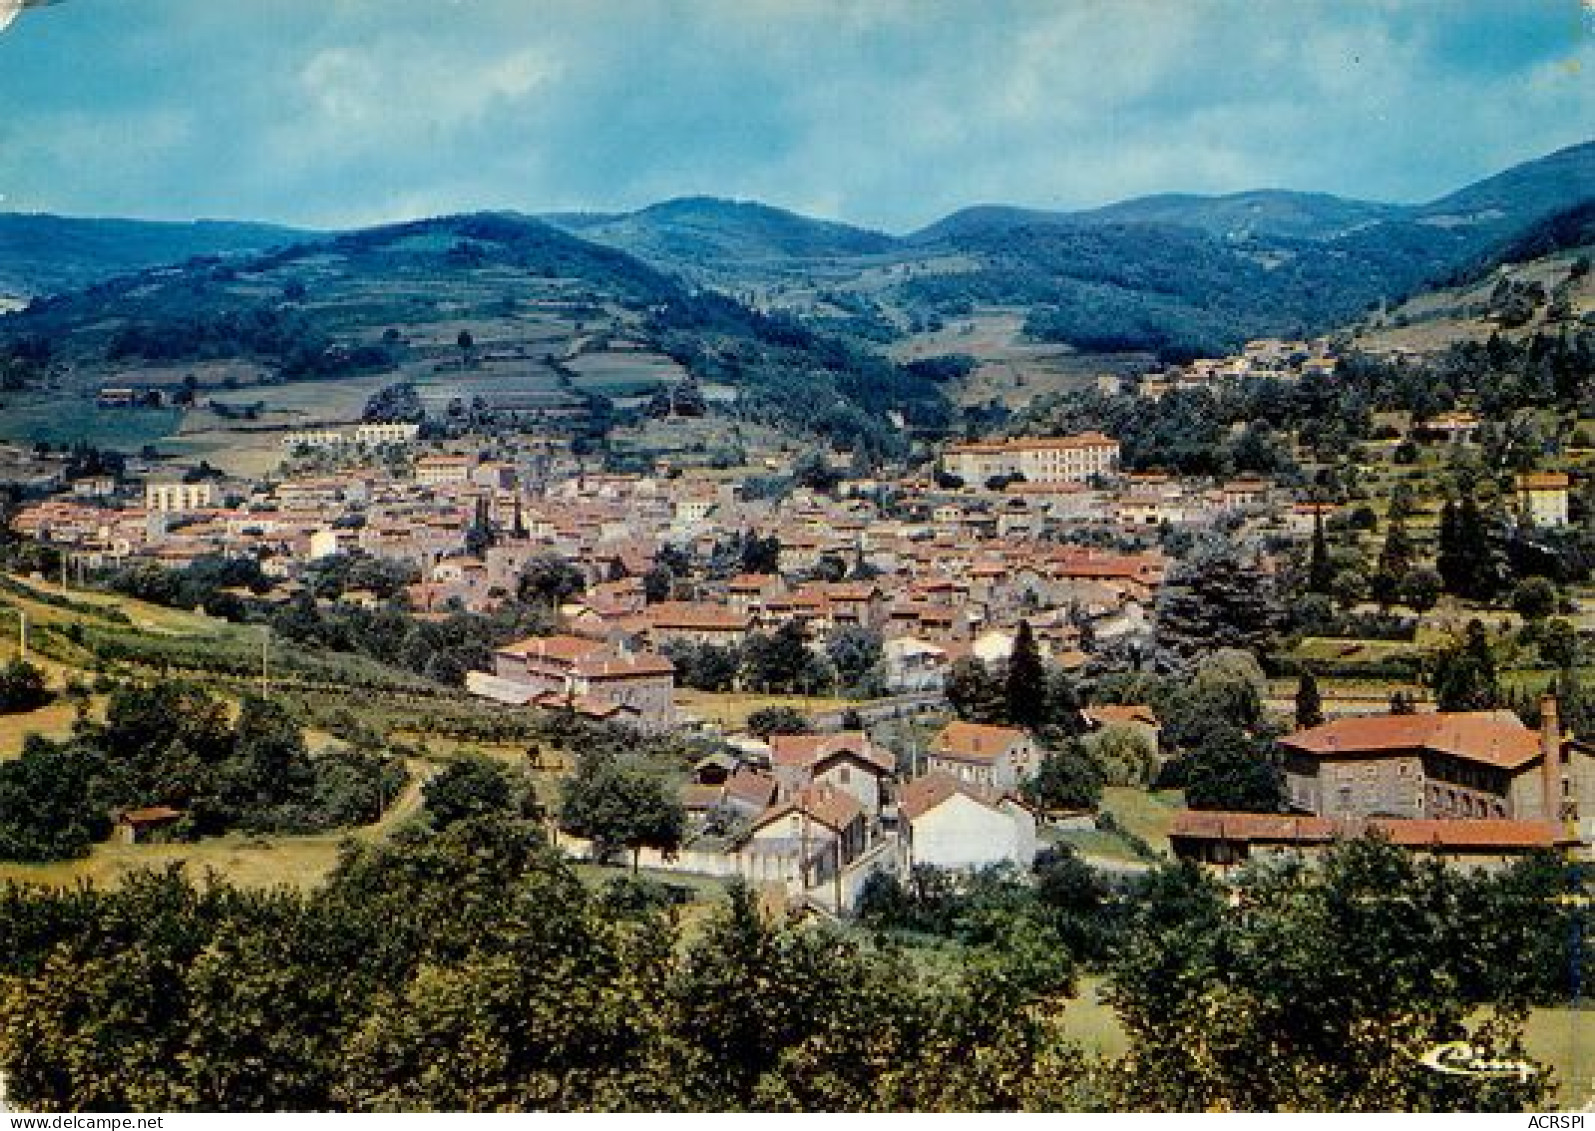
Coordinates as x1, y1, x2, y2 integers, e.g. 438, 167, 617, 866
1419, 1041, 1541, 1082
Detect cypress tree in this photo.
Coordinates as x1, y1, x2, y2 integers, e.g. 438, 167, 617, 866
1371, 511, 1414, 608
1307, 508, 1334, 594
1436, 499, 1464, 595
1005, 619, 1049, 730
1295, 669, 1325, 730
1432, 619, 1500, 711
1453, 496, 1503, 601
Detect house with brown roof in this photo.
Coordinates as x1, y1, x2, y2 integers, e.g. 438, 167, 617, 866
642, 602, 753, 649
1516, 471, 1571, 529
770, 731, 895, 818
927, 721, 1042, 792
481, 633, 675, 730
1277, 699, 1587, 826
1082, 704, 1162, 750
740, 786, 870, 890
898, 773, 1037, 871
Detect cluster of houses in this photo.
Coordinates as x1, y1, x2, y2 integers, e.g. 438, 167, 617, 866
1119, 337, 1339, 400
7, 369, 1593, 899
553, 718, 1051, 911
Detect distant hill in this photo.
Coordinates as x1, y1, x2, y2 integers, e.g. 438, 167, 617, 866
5, 212, 683, 349
911, 192, 1404, 244
879, 142, 1595, 357
4, 139, 1590, 379
1414, 140, 1595, 232
1073, 190, 1407, 242
0, 214, 308, 300
543, 196, 897, 268
906, 205, 1074, 245
0, 210, 949, 457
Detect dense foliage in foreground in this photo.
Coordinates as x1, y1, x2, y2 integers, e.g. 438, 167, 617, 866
0, 682, 407, 860
0, 823, 1568, 1113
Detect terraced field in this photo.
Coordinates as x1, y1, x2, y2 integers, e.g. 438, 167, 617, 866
567, 348, 688, 395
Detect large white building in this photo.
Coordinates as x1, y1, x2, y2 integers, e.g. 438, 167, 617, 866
354, 422, 421, 446
283, 422, 420, 450
144, 479, 214, 513
943, 432, 1120, 486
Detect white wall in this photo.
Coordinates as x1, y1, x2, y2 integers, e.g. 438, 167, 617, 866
908, 793, 1034, 870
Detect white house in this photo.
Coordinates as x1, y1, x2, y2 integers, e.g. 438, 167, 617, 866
898, 773, 1037, 871
882, 636, 949, 693
926, 721, 1042, 792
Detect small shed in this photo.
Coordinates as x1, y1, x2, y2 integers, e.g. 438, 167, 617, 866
114, 806, 184, 845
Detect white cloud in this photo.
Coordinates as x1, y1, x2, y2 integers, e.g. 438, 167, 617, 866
0, 0, 1585, 229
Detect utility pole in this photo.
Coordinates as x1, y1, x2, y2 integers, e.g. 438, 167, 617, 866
259, 625, 270, 698
16, 608, 26, 661
833, 835, 843, 914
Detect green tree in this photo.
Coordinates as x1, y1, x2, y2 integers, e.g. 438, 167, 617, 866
423, 757, 526, 829
0, 737, 106, 860
1539, 617, 1579, 670
744, 705, 811, 740
0, 658, 51, 714
1106, 840, 1552, 1111
558, 752, 685, 870
517, 554, 585, 608
1180, 725, 1281, 813
225, 695, 313, 818
1005, 620, 1049, 729
1510, 576, 1558, 622
946, 656, 1005, 724
1400, 566, 1443, 613
1307, 507, 1334, 594
1022, 740, 1103, 811
741, 620, 824, 694
1436, 499, 1465, 595
1294, 669, 1324, 730
1371, 512, 1415, 608
1157, 538, 1282, 664
1432, 620, 1501, 712
825, 626, 883, 695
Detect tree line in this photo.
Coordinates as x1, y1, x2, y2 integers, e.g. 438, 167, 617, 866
0, 814, 1568, 1112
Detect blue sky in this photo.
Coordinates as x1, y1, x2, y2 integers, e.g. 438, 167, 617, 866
0, 0, 1589, 232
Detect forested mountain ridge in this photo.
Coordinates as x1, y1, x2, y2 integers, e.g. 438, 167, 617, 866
0, 214, 309, 301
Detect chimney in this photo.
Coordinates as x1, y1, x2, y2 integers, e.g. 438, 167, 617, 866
1538, 694, 1562, 824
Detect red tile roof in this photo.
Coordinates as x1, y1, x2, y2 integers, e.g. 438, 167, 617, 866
645, 601, 752, 631
572, 653, 675, 679
1170, 810, 1572, 850
496, 634, 608, 663
750, 786, 864, 836
1279, 712, 1540, 770
931, 721, 1030, 764
1084, 704, 1160, 729
118, 806, 184, 825
724, 767, 777, 810
897, 772, 1017, 821
769, 732, 894, 774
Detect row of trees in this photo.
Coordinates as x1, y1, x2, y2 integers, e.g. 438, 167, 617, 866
666, 622, 885, 697
0, 821, 1567, 1111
